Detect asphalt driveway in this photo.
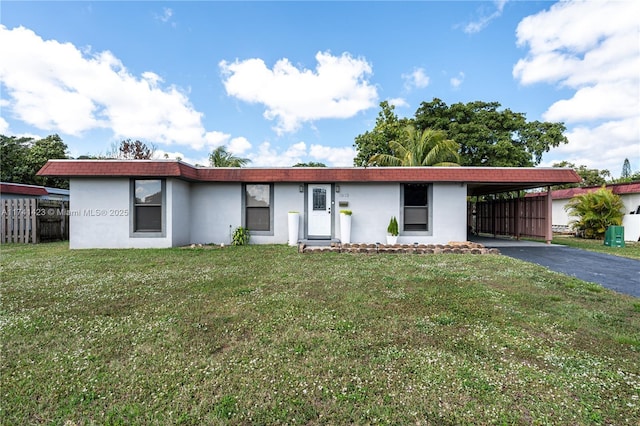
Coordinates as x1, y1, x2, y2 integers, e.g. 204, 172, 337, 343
473, 237, 640, 298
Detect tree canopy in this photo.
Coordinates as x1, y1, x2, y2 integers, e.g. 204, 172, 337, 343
0, 134, 69, 188
354, 99, 569, 167
209, 146, 251, 167
368, 125, 460, 167
353, 101, 411, 167
293, 162, 326, 167
552, 161, 611, 189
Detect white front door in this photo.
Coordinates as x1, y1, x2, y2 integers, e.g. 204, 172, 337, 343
307, 184, 332, 238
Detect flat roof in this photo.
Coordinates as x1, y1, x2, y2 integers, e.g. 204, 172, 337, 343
37, 159, 582, 196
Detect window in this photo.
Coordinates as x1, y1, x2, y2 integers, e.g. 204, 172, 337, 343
312, 187, 327, 211
403, 183, 429, 231
132, 179, 164, 234
245, 184, 272, 232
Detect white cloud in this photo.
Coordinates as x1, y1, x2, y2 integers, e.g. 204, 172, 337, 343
450, 72, 465, 89
402, 68, 430, 90
544, 81, 638, 123
219, 51, 378, 135
0, 25, 216, 150
463, 0, 508, 34
154, 149, 209, 166
309, 144, 356, 167
546, 117, 639, 172
228, 136, 251, 154
157, 7, 173, 24
248, 141, 308, 167
0, 116, 9, 134
513, 0, 640, 173
244, 141, 355, 167
387, 98, 409, 109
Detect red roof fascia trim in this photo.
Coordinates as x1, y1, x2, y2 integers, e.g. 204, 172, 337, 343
548, 182, 640, 200
0, 182, 49, 196
37, 160, 582, 184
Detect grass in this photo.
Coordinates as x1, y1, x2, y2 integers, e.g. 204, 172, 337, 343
552, 235, 640, 260
1, 242, 639, 425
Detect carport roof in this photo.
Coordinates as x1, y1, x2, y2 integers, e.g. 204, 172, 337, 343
37, 160, 581, 196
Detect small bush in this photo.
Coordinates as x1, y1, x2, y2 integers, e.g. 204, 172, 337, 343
231, 226, 250, 245
387, 216, 399, 236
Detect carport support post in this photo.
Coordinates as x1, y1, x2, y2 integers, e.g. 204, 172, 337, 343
545, 186, 553, 244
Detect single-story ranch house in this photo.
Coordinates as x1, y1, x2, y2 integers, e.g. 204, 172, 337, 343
37, 160, 580, 249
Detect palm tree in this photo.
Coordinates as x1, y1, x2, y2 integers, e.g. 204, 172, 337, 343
565, 186, 625, 239
368, 125, 460, 167
208, 146, 251, 167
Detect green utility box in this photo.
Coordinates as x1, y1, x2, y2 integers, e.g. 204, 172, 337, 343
604, 225, 625, 247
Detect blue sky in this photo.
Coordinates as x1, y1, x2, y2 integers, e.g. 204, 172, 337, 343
1, 1, 638, 175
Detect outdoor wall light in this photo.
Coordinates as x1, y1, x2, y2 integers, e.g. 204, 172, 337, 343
299, 184, 304, 193
336, 185, 341, 193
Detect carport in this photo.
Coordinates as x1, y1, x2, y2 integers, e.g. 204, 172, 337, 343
466, 169, 581, 244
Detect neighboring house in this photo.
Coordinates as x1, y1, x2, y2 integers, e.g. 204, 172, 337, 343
1, 182, 49, 201
0, 182, 70, 201
37, 160, 580, 249
548, 182, 640, 242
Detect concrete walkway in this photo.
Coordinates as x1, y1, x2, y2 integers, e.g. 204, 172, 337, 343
472, 237, 640, 298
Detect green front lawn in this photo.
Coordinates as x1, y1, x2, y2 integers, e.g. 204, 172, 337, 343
2, 242, 639, 425
552, 235, 640, 260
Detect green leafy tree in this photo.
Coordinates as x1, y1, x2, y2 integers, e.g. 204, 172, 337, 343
353, 101, 412, 166
413, 98, 568, 167
368, 125, 460, 167
565, 187, 625, 239
621, 158, 631, 180
1, 135, 32, 183
209, 146, 251, 167
552, 161, 611, 189
616, 158, 640, 183
0, 134, 68, 188
293, 162, 326, 167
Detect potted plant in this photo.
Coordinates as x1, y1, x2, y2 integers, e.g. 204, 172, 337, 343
339, 210, 352, 244
287, 211, 300, 246
386, 216, 399, 245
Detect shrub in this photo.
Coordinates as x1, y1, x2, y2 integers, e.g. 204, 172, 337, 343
232, 226, 250, 245
565, 186, 624, 239
387, 216, 399, 236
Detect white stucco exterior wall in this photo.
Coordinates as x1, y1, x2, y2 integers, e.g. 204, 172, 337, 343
170, 179, 191, 247
70, 178, 170, 248
333, 183, 398, 243
552, 199, 571, 228
189, 183, 242, 245
428, 183, 468, 244
621, 193, 640, 241
251, 183, 305, 245
332, 182, 467, 245
70, 178, 187, 249
68, 179, 471, 248
69, 179, 129, 249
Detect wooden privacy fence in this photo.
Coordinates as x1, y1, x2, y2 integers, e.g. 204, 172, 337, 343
470, 194, 549, 241
1, 198, 69, 243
